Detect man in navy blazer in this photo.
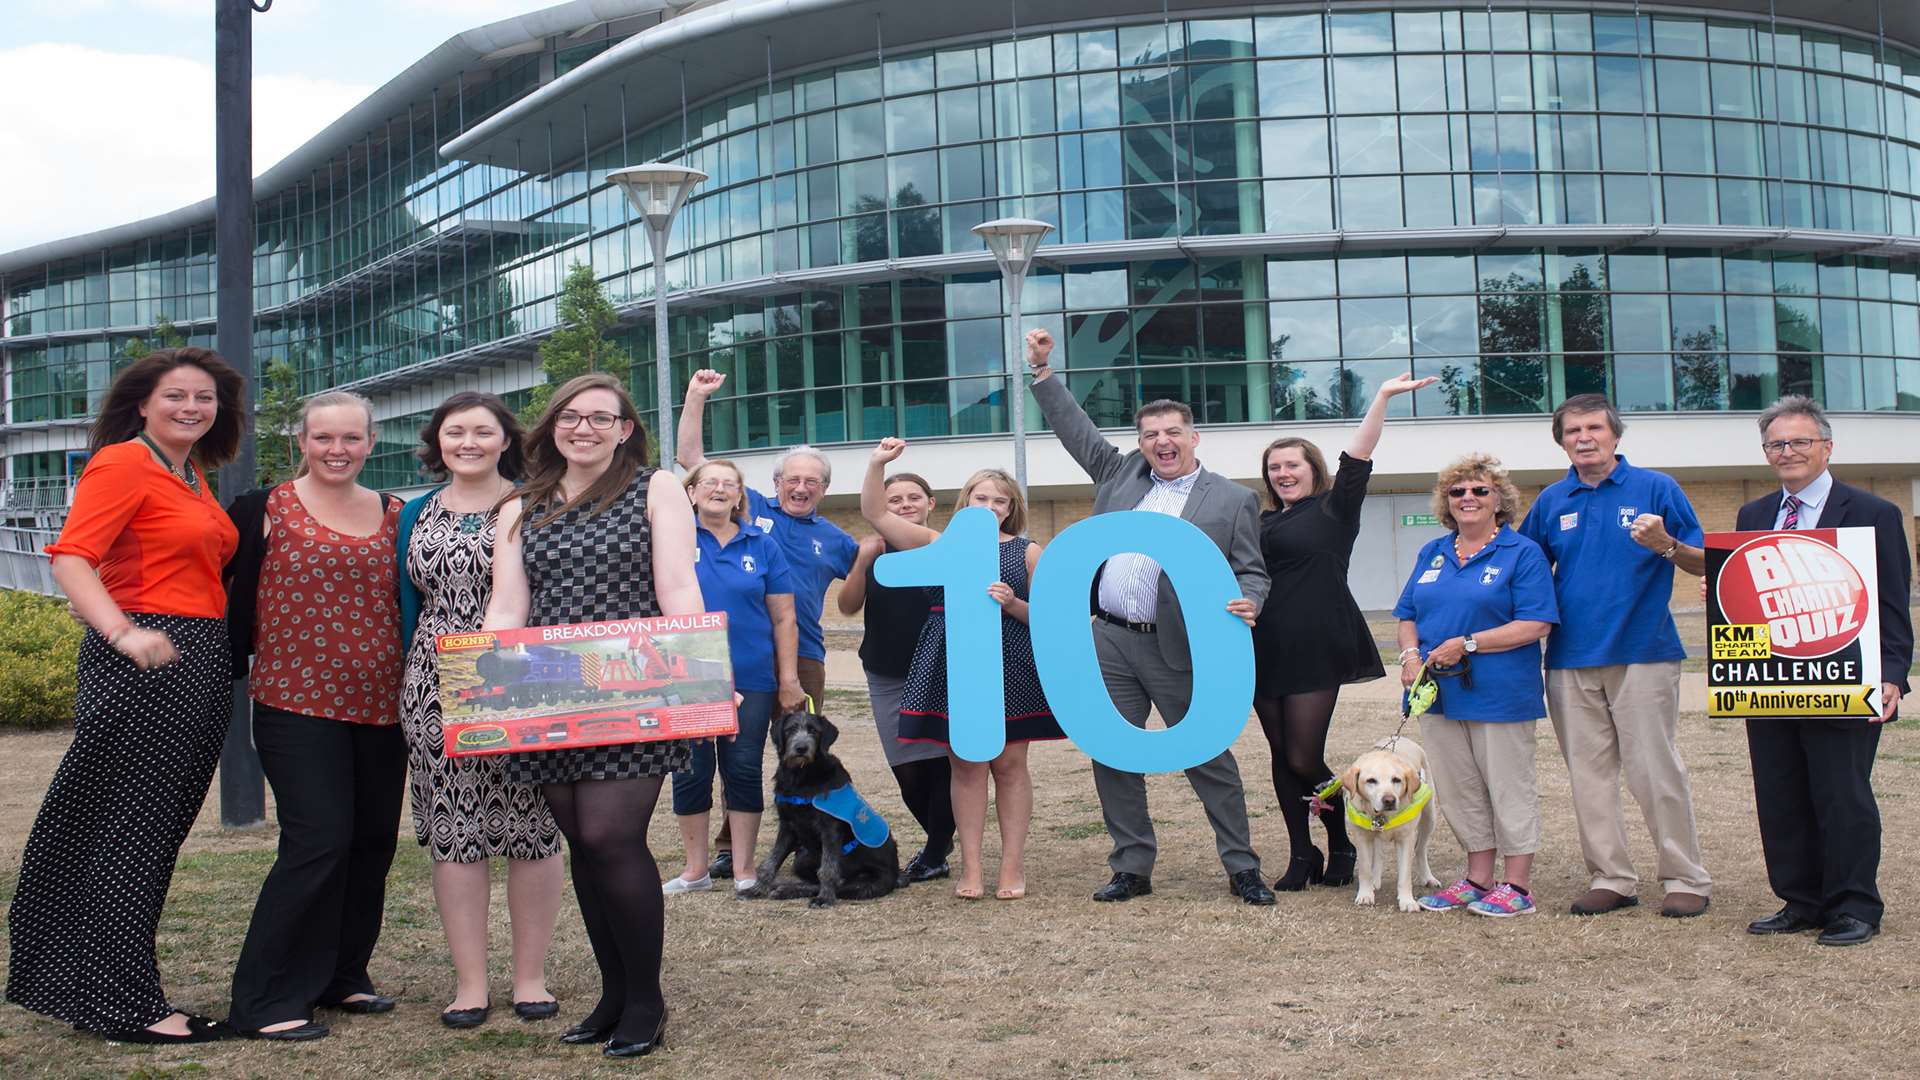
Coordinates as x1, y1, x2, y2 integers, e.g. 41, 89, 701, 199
1736, 396, 1912, 946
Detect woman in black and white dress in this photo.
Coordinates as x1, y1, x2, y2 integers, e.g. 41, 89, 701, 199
396, 392, 563, 1028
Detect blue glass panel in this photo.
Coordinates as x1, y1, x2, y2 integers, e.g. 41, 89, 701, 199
1257, 59, 1326, 117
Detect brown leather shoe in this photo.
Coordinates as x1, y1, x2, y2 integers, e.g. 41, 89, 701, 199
1660, 893, 1710, 919
1569, 888, 1638, 915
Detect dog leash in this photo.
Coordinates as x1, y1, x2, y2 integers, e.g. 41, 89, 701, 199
1304, 663, 1438, 815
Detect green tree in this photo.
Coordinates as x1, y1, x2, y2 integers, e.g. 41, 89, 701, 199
521, 263, 631, 426
254, 358, 304, 485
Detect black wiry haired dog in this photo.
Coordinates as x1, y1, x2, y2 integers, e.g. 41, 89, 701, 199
738, 708, 899, 907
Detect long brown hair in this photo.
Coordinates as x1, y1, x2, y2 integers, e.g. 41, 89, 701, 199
90, 347, 246, 468
512, 373, 651, 536
1259, 437, 1329, 510
417, 390, 527, 482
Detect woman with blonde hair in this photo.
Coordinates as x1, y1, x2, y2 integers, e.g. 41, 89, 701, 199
1392, 454, 1558, 918
860, 441, 1062, 900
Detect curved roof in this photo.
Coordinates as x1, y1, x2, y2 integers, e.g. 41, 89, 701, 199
0, 0, 673, 274
442, 0, 1920, 167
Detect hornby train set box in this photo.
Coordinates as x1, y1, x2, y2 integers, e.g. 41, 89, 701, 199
437, 613, 737, 756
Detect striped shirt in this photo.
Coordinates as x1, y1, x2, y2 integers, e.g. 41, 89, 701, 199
1097, 466, 1202, 623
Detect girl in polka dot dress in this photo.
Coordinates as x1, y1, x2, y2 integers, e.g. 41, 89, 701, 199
8, 348, 245, 1044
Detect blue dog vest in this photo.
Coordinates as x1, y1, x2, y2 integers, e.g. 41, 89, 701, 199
776, 783, 891, 854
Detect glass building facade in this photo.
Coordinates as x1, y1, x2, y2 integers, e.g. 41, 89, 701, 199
7, 3, 1920, 495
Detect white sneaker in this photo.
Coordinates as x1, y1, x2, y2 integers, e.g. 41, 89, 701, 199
662, 873, 712, 895
733, 877, 758, 893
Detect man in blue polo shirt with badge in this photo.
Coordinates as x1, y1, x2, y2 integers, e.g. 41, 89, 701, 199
1519, 393, 1712, 920
678, 369, 861, 877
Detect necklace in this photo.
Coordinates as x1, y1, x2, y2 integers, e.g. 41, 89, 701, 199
137, 433, 199, 494
443, 481, 511, 534
1453, 533, 1488, 564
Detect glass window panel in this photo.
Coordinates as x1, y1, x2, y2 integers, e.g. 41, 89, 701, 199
1848, 134, 1884, 189
1332, 58, 1396, 114
1338, 116, 1400, 174
1337, 253, 1406, 296
1773, 253, 1817, 295
1084, 131, 1122, 188
1709, 21, 1754, 61
1610, 295, 1671, 351
1652, 17, 1707, 57
1263, 179, 1333, 232
1667, 250, 1721, 292
1824, 355, 1864, 410
1558, 116, 1601, 172
1480, 355, 1549, 415
1554, 55, 1596, 111
1820, 298, 1861, 354
1257, 59, 1326, 117
1601, 115, 1652, 172
1189, 18, 1255, 58
1267, 254, 1336, 298
1671, 294, 1727, 350
1261, 118, 1329, 177
1396, 56, 1447, 112
886, 54, 936, 95
1409, 252, 1476, 294
938, 87, 984, 143
1126, 126, 1175, 185
1663, 177, 1717, 223
887, 95, 937, 152
838, 102, 885, 158
1709, 62, 1756, 118
1614, 354, 1674, 411
1397, 116, 1451, 173
1715, 120, 1762, 176
1118, 23, 1171, 67
1340, 177, 1403, 228
1269, 300, 1340, 359
1719, 180, 1766, 226
1190, 63, 1255, 123
1080, 73, 1121, 128
1725, 252, 1772, 293
1412, 295, 1476, 354
1819, 258, 1856, 297
1673, 348, 1728, 410
1019, 78, 1057, 134
1729, 353, 1778, 408
1329, 12, 1393, 54
1775, 295, 1820, 352
1480, 289, 1543, 354
1495, 54, 1533, 110
1657, 59, 1710, 115
1477, 253, 1543, 290
1861, 300, 1895, 355
1858, 260, 1891, 300
1402, 174, 1458, 227
1395, 12, 1445, 52
1135, 304, 1199, 366
837, 62, 881, 104
1255, 14, 1323, 57
1595, 56, 1647, 112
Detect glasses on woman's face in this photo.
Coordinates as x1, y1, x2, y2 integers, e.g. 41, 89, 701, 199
694, 477, 740, 493
1447, 485, 1493, 499
555, 410, 620, 430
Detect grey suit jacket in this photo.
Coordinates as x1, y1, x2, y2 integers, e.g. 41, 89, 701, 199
1032, 374, 1270, 672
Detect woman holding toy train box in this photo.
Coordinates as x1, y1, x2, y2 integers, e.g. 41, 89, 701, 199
861, 438, 1062, 902
483, 372, 703, 1059
395, 391, 564, 1030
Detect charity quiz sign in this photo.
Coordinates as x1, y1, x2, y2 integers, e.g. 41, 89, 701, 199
1705, 527, 1882, 719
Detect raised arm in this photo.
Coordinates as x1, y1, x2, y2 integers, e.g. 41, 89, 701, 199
859, 439, 941, 551
1346, 373, 1437, 460
483, 497, 531, 630
675, 369, 725, 472
1025, 327, 1126, 485
647, 469, 706, 616
837, 535, 884, 615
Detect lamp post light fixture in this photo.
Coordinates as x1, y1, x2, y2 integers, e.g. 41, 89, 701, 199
608, 162, 707, 465
972, 216, 1055, 497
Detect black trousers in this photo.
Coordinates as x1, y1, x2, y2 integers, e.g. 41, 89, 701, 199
1746, 717, 1883, 926
228, 706, 406, 1029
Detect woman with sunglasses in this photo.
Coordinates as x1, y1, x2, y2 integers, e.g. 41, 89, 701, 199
1391, 454, 1558, 918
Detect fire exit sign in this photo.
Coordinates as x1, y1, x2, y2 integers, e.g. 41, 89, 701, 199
1401, 513, 1438, 527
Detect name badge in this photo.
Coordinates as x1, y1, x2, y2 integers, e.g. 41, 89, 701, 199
754, 516, 775, 531
1559, 512, 1579, 531
1417, 568, 1441, 584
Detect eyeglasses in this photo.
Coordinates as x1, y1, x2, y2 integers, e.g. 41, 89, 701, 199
780, 477, 825, 491
1446, 485, 1493, 499
555, 411, 620, 430
693, 478, 740, 493
1761, 437, 1825, 457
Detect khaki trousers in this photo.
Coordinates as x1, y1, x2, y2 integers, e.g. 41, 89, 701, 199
1418, 716, 1540, 856
1546, 662, 1711, 897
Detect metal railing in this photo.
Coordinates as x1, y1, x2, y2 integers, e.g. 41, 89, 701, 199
0, 526, 59, 595
2, 477, 73, 511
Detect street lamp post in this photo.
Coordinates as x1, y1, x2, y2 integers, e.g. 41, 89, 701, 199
607, 163, 707, 465
972, 217, 1054, 497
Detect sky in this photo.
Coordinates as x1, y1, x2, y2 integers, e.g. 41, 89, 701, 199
0, 0, 552, 255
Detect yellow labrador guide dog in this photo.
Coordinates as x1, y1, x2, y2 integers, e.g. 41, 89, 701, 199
1339, 737, 1440, 912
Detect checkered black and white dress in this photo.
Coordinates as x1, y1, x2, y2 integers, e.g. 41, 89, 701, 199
502, 467, 691, 784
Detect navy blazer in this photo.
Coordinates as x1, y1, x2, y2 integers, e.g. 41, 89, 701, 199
1735, 478, 1914, 696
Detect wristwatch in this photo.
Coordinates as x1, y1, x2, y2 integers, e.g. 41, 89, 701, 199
1463, 634, 1478, 654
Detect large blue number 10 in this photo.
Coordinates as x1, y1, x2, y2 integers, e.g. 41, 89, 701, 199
874, 507, 1255, 773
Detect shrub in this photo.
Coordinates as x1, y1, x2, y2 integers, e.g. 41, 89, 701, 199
0, 590, 82, 729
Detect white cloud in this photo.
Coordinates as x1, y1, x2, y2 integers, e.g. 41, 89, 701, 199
0, 43, 371, 255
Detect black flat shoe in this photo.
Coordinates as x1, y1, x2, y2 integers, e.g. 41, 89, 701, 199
441, 1003, 490, 1029
1817, 915, 1878, 947
903, 851, 951, 883
239, 1020, 330, 1041
708, 851, 734, 879
101, 1015, 232, 1044
1321, 848, 1357, 887
1747, 905, 1823, 935
603, 1009, 668, 1058
560, 1021, 611, 1045
323, 995, 395, 1014
1273, 849, 1324, 892
513, 999, 560, 1021
1091, 872, 1152, 902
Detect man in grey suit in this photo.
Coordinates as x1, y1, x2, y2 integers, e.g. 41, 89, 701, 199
1024, 328, 1275, 906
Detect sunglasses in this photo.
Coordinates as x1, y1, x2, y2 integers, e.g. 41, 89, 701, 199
1446, 485, 1493, 499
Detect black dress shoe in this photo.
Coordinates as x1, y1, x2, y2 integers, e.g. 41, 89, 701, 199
603, 1009, 667, 1058
441, 1003, 490, 1029
323, 995, 395, 1014
1230, 868, 1277, 906
513, 999, 560, 1021
559, 1021, 611, 1045
708, 851, 734, 879
1273, 850, 1324, 892
1747, 905, 1823, 935
1091, 872, 1152, 902
1817, 914, 1878, 946
239, 1020, 331, 1041
903, 851, 951, 883
101, 1015, 232, 1044
1321, 848, 1357, 887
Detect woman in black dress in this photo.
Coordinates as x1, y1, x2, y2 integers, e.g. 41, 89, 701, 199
1254, 373, 1433, 891
483, 373, 702, 1058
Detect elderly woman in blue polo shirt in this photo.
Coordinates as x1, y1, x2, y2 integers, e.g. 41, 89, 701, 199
1393, 453, 1558, 918
664, 459, 803, 896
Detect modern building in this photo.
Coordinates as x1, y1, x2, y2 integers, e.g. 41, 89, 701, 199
5, 0, 1920, 604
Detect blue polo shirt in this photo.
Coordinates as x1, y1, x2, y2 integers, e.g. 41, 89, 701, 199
694, 519, 794, 691
746, 487, 858, 662
1517, 456, 1701, 670
1393, 525, 1559, 722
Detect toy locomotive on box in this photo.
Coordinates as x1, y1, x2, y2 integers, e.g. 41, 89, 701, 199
438, 613, 738, 757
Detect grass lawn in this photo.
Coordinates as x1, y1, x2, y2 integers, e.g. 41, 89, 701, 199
1, 688, 1916, 1078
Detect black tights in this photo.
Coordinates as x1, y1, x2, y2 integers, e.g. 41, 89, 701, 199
1253, 689, 1352, 859
891, 757, 956, 864
542, 777, 667, 1042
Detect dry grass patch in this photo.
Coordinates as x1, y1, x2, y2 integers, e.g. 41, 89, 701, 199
0, 690, 1916, 1078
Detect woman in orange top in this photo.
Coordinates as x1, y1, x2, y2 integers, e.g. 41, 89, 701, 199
4, 347, 244, 1044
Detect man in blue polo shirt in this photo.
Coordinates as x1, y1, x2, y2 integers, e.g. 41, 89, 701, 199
678, 369, 861, 876
1518, 393, 1712, 920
